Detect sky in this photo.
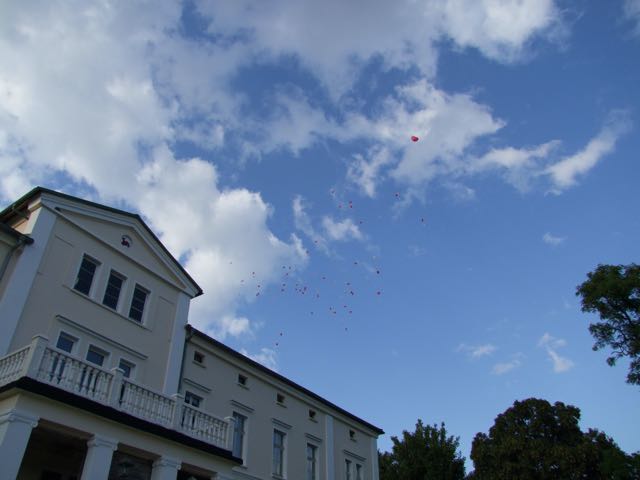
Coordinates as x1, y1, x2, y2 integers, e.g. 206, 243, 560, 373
1, 0, 639, 468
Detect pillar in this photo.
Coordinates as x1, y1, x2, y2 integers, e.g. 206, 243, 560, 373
0, 409, 39, 479
80, 434, 118, 480
151, 456, 181, 480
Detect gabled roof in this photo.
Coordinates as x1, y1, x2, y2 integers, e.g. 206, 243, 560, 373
0, 187, 202, 297
186, 324, 385, 436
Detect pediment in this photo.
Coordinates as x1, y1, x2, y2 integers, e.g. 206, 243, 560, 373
52, 206, 193, 295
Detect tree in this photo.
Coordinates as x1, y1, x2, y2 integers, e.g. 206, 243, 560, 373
576, 263, 640, 384
379, 420, 466, 480
470, 398, 637, 479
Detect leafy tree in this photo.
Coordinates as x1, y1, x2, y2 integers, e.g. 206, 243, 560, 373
470, 398, 637, 479
379, 420, 465, 480
576, 263, 640, 384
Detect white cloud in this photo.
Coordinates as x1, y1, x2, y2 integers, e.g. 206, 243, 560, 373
545, 112, 632, 192
542, 232, 566, 246
457, 343, 497, 358
240, 347, 278, 371
321, 217, 363, 242
492, 356, 522, 375
347, 147, 395, 198
431, 0, 564, 62
624, 0, 640, 34
470, 141, 560, 191
539, 333, 574, 373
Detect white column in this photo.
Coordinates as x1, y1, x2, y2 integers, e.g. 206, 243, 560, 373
370, 435, 380, 480
325, 414, 335, 480
0, 206, 56, 356
0, 409, 39, 480
162, 292, 190, 395
151, 456, 181, 480
80, 434, 118, 480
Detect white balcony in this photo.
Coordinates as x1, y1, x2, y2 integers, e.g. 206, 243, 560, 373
0, 335, 232, 451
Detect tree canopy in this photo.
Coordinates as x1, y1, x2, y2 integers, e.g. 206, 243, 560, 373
576, 263, 640, 384
470, 398, 637, 479
379, 420, 465, 480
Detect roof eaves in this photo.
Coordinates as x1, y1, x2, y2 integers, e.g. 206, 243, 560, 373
185, 324, 385, 436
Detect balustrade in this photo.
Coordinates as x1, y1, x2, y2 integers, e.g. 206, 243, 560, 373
0, 336, 230, 450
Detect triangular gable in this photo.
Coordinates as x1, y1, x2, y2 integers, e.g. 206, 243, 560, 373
35, 191, 201, 298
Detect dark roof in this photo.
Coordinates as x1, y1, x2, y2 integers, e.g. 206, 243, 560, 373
185, 324, 385, 436
0, 222, 34, 244
0, 187, 202, 297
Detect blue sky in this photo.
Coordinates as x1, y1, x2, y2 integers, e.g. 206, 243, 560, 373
1, 0, 639, 466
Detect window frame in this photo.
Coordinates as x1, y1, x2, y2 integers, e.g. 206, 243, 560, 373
193, 351, 205, 365
345, 459, 353, 480
184, 391, 203, 409
232, 411, 248, 462
306, 443, 318, 480
102, 269, 126, 311
272, 429, 286, 477
73, 255, 100, 296
55, 332, 78, 354
128, 283, 150, 323
86, 345, 109, 367
118, 358, 135, 379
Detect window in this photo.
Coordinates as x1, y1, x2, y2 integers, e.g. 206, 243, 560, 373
118, 359, 135, 378
238, 374, 248, 386
356, 464, 363, 480
55, 332, 76, 353
193, 351, 205, 365
309, 409, 317, 420
86, 346, 108, 367
345, 459, 352, 480
349, 429, 356, 441
272, 430, 286, 477
306, 444, 318, 480
102, 270, 125, 309
276, 393, 286, 405
128, 284, 148, 322
232, 412, 247, 461
184, 391, 202, 408
74, 255, 99, 295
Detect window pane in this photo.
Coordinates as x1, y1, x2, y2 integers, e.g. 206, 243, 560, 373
102, 271, 124, 309
56, 334, 75, 353
118, 360, 133, 378
128, 285, 148, 322
307, 444, 317, 480
273, 430, 285, 476
74, 256, 98, 295
232, 412, 246, 459
86, 347, 106, 366
184, 391, 202, 408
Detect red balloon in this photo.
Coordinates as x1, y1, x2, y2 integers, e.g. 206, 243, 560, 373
411, 135, 419, 142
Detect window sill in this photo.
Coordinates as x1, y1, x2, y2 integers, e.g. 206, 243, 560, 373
67, 286, 151, 331
192, 360, 206, 368
237, 382, 249, 390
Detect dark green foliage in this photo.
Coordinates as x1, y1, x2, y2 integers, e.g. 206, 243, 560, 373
576, 263, 640, 384
379, 420, 466, 480
470, 398, 638, 479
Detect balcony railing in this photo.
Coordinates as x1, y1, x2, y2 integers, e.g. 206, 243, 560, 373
0, 336, 232, 451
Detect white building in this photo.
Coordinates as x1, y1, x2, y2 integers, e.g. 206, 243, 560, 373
0, 187, 383, 480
